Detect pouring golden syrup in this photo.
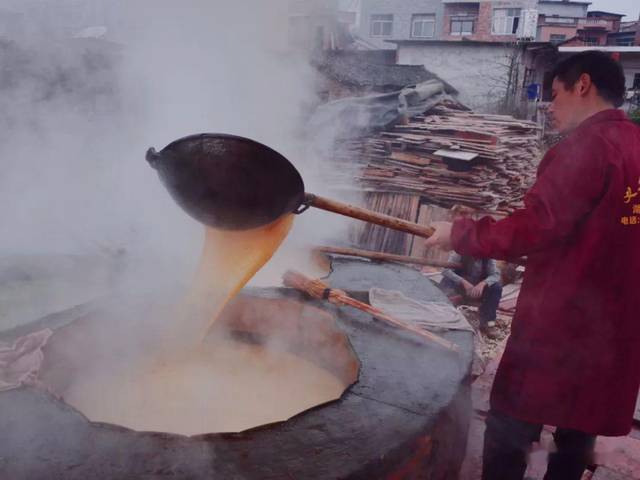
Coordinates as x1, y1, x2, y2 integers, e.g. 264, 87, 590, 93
176, 214, 295, 346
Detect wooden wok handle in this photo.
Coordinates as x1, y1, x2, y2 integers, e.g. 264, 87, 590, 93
304, 193, 435, 239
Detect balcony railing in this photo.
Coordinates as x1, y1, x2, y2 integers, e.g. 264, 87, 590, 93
578, 18, 611, 29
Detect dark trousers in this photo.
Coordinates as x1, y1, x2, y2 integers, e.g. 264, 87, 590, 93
482, 410, 596, 480
479, 283, 503, 325
440, 280, 503, 326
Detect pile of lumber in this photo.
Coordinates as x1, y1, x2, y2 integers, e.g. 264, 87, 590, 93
333, 104, 542, 213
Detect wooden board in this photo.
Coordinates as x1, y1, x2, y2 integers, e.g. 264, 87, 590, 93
409, 204, 453, 265
350, 193, 420, 255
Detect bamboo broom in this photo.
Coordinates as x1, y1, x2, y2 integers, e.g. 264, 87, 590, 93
282, 270, 459, 353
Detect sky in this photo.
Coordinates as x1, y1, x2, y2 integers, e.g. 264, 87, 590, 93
587, 0, 639, 20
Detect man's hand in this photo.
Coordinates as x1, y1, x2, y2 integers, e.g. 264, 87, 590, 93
461, 280, 475, 297
469, 281, 486, 300
424, 222, 454, 251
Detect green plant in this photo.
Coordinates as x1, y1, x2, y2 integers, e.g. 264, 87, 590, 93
630, 109, 640, 126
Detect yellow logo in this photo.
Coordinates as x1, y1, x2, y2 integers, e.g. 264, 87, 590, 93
623, 177, 640, 204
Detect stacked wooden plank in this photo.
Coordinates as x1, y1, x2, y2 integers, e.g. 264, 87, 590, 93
333, 104, 542, 214
352, 193, 420, 254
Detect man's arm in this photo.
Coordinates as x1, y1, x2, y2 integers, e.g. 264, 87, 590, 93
450, 135, 610, 260
441, 252, 465, 286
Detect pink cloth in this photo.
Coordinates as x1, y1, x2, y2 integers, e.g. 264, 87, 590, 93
0, 329, 52, 391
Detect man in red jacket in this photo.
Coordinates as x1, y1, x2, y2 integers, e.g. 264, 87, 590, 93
425, 51, 640, 480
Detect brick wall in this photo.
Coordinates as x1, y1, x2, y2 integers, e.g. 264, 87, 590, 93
473, 1, 522, 42
442, 3, 480, 41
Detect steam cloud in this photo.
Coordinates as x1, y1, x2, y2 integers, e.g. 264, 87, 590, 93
0, 0, 351, 290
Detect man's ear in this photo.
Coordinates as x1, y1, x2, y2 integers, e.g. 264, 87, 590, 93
575, 73, 593, 97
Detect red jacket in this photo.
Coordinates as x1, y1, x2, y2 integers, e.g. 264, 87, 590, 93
452, 109, 640, 436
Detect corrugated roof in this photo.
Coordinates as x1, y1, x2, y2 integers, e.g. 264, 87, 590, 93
559, 46, 640, 53
387, 39, 550, 47
538, 0, 591, 4
587, 11, 626, 18
317, 51, 458, 94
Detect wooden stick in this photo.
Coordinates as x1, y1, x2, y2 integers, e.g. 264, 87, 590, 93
282, 270, 459, 352
305, 193, 435, 239
315, 246, 462, 269
317, 245, 526, 268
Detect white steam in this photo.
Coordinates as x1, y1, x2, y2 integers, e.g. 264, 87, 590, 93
0, 0, 350, 289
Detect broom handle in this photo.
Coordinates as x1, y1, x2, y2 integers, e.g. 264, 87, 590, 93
305, 193, 435, 239
315, 246, 462, 269
283, 270, 457, 352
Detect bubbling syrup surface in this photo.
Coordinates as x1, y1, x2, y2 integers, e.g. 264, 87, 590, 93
64, 336, 344, 436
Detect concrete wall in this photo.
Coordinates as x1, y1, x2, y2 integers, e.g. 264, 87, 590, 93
356, 0, 445, 49
397, 42, 519, 111
538, 25, 577, 42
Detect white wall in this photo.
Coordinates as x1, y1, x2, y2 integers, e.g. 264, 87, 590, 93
397, 42, 517, 111
622, 56, 640, 89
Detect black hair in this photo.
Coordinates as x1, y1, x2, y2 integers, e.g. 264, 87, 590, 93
551, 50, 626, 107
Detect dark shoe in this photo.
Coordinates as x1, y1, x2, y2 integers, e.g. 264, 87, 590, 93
480, 321, 499, 339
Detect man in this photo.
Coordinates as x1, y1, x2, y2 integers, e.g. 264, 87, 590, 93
440, 252, 502, 338
425, 51, 640, 480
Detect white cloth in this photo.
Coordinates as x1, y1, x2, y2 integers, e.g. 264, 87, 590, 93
369, 288, 473, 333
0, 329, 52, 391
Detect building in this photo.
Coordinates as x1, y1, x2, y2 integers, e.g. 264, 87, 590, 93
558, 46, 640, 93
391, 38, 547, 111
353, 0, 445, 49
608, 20, 640, 47
288, 0, 357, 51
535, 0, 588, 45
441, 0, 538, 42
353, 0, 542, 49
315, 50, 457, 100
524, 44, 640, 108
576, 10, 625, 46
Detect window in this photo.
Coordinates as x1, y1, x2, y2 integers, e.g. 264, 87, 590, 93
584, 36, 599, 46
549, 34, 566, 44
615, 34, 635, 46
492, 8, 521, 35
450, 16, 475, 35
411, 14, 436, 38
633, 74, 640, 90
370, 14, 393, 37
